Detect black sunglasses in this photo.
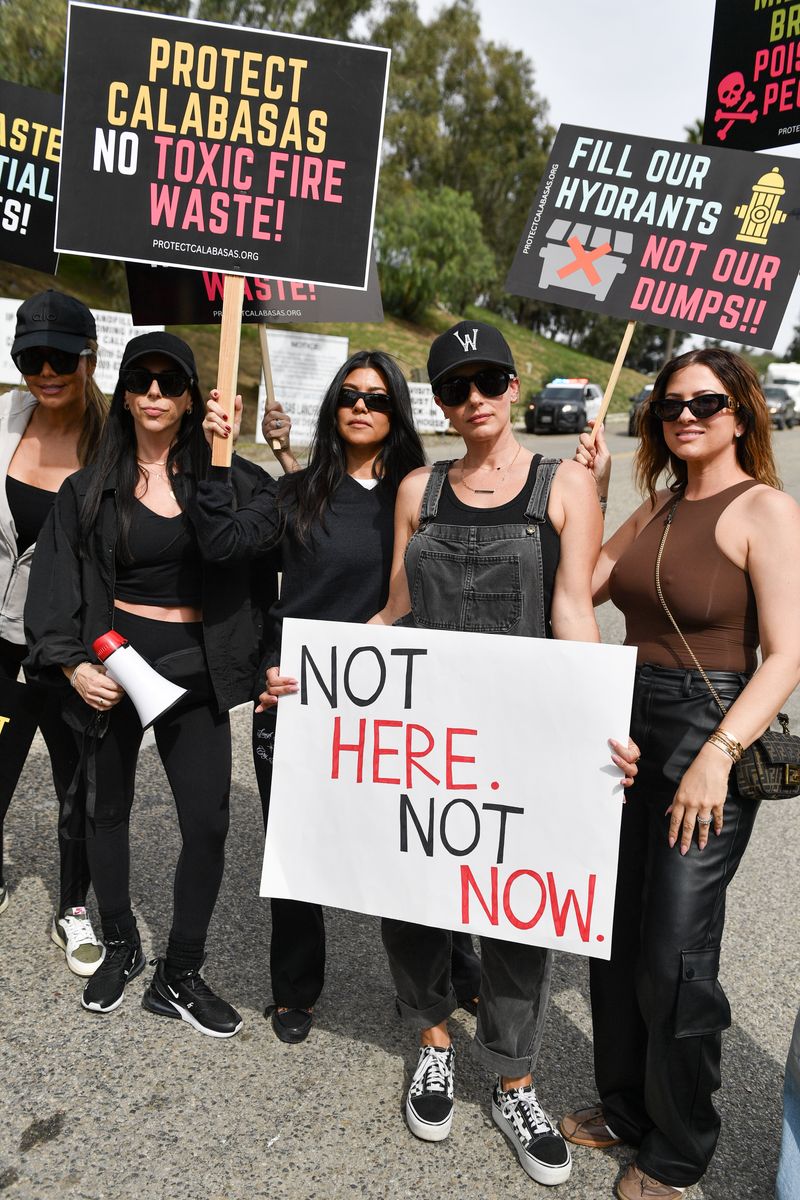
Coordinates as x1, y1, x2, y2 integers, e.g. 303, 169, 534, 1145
121, 368, 191, 398
650, 393, 734, 422
437, 368, 513, 407
337, 387, 393, 414
13, 347, 93, 376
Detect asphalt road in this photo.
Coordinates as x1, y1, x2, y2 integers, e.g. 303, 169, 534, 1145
1, 416, 798, 1200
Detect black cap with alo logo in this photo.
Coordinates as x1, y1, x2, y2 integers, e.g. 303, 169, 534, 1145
11, 289, 96, 357
427, 320, 516, 391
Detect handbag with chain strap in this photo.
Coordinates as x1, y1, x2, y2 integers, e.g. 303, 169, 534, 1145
655, 496, 800, 801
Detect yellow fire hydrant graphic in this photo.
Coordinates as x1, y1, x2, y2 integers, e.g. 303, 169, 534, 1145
735, 167, 787, 246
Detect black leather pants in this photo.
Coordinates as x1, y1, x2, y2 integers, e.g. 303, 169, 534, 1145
589, 664, 759, 1187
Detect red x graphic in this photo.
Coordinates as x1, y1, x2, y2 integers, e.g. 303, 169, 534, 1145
557, 235, 613, 286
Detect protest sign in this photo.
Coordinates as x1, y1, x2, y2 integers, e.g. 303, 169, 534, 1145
703, 0, 800, 151
261, 619, 636, 958
0, 80, 61, 273
125, 253, 383, 325
505, 124, 800, 349
0, 297, 161, 392
255, 328, 348, 443
56, 3, 389, 289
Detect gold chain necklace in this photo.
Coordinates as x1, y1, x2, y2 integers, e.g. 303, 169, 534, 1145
459, 442, 522, 495
137, 459, 173, 488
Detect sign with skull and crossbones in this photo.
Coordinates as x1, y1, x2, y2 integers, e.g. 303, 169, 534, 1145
703, 0, 800, 151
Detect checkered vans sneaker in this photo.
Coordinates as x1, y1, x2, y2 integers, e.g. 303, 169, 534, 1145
492, 1081, 572, 1185
405, 1044, 455, 1141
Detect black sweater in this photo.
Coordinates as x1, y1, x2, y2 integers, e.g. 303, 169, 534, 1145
188, 467, 395, 673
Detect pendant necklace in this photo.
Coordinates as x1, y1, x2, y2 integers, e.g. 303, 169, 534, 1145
459, 442, 522, 495
137, 458, 173, 489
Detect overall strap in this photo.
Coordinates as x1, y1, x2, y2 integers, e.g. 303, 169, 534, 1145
419, 460, 454, 524
524, 456, 561, 523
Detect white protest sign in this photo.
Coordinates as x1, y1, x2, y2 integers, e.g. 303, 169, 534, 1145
261, 619, 636, 959
0, 298, 161, 393
255, 328, 349, 444
408, 380, 449, 434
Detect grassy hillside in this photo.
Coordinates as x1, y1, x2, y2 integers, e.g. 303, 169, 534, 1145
0, 259, 652, 437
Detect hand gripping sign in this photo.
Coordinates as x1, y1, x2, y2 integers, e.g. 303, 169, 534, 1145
261, 620, 636, 959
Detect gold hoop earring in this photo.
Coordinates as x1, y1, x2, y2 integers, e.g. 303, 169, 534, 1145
123, 401, 130, 411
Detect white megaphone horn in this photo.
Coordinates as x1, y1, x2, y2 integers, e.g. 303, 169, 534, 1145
92, 631, 187, 729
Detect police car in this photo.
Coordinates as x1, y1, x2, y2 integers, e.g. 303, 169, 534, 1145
524, 378, 603, 434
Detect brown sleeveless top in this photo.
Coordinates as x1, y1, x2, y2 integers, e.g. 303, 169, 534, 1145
609, 480, 760, 673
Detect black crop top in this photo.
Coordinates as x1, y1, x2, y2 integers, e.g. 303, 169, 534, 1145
5, 475, 57, 555
115, 500, 203, 607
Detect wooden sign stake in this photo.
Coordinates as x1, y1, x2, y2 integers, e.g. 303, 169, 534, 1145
590, 319, 637, 444
258, 324, 281, 451
211, 274, 245, 467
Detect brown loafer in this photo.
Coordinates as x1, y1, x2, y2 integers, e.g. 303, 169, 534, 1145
560, 1104, 622, 1148
616, 1163, 685, 1199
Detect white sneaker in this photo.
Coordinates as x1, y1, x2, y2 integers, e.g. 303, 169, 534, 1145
51, 907, 105, 977
0, 883, 8, 914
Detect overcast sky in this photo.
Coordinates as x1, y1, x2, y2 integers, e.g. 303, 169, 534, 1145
413, 0, 800, 355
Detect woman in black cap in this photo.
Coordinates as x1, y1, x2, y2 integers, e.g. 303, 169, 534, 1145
25, 331, 278, 1034
370, 320, 639, 1186
0, 289, 106, 976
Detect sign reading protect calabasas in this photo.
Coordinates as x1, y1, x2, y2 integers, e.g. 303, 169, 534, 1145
56, 3, 390, 289
505, 124, 800, 349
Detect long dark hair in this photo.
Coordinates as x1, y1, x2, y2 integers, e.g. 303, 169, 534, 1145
80, 368, 208, 561
635, 347, 780, 503
285, 350, 425, 545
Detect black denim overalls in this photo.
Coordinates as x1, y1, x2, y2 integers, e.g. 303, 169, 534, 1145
382, 455, 562, 1077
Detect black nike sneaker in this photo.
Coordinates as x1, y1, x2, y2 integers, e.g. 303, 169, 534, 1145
142, 958, 243, 1038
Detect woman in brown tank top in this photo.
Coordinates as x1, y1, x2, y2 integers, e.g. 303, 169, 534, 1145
560, 348, 800, 1200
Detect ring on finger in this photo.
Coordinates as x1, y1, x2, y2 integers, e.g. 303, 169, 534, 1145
697, 815, 713, 825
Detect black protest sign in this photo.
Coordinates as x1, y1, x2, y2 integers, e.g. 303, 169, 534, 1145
0, 678, 42, 812
125, 253, 383, 325
505, 125, 800, 349
56, 3, 390, 288
703, 0, 800, 151
0, 80, 61, 273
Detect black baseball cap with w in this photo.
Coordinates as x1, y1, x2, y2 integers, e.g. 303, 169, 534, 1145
427, 320, 515, 391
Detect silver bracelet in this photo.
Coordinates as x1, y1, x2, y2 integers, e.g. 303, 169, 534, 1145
70, 663, 86, 689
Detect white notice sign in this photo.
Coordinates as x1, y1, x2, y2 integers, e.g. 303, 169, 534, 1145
261, 619, 636, 960
255, 328, 349, 445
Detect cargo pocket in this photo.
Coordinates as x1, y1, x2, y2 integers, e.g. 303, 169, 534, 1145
674, 946, 731, 1039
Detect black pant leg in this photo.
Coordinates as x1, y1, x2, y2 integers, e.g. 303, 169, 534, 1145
36, 689, 90, 913
84, 695, 142, 939
155, 701, 231, 952
253, 705, 327, 1005
0, 640, 34, 884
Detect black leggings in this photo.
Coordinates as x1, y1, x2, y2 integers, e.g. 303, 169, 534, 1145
253, 707, 481, 1009
88, 611, 231, 968
0, 637, 89, 913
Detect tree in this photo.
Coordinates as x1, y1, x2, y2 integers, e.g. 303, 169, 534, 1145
784, 323, 800, 361
376, 185, 495, 321
370, 0, 553, 281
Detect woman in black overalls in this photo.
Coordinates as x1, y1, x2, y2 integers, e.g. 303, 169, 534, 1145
371, 320, 639, 1186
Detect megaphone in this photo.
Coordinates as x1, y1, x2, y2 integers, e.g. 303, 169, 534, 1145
92, 630, 187, 729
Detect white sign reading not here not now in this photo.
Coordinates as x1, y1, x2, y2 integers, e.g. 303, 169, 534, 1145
261, 619, 636, 960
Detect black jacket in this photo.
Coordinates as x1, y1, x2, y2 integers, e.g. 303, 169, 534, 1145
24, 456, 280, 714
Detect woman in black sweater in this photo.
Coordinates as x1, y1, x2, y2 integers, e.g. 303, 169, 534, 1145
202, 349, 481, 1043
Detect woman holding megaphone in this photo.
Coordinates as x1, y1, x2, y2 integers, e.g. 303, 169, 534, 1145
25, 331, 279, 1035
